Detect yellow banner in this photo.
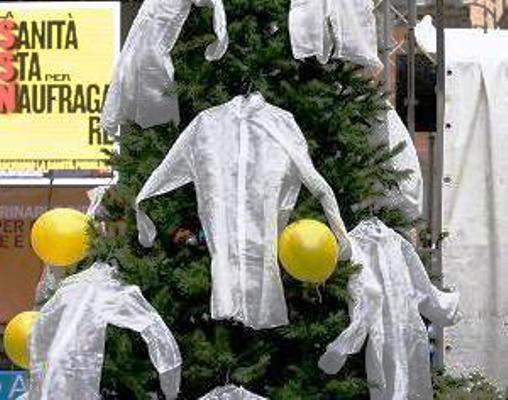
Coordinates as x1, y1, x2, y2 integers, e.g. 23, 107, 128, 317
0, 2, 119, 172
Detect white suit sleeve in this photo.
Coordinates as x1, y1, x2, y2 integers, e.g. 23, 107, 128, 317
34, 265, 66, 309
86, 185, 109, 217
135, 116, 199, 247
107, 286, 182, 400
285, 116, 351, 259
371, 108, 424, 219
191, 0, 229, 60
319, 261, 382, 374
100, 0, 229, 134
401, 239, 461, 326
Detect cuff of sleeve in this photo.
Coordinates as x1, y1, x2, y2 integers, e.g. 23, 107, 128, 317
318, 348, 347, 375
205, 37, 229, 61
445, 291, 462, 326
100, 114, 119, 136
134, 203, 157, 248
338, 237, 352, 261
160, 366, 182, 400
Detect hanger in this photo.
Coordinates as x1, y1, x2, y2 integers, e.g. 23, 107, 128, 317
240, 77, 255, 98
368, 203, 375, 218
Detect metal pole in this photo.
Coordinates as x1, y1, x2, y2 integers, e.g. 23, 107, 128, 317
484, 0, 489, 32
431, 0, 446, 368
382, 0, 391, 93
407, 0, 416, 141
493, 0, 497, 28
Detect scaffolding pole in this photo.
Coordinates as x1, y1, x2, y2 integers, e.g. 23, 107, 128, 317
407, 0, 416, 141
377, 0, 417, 142
431, 0, 446, 369
382, 0, 392, 93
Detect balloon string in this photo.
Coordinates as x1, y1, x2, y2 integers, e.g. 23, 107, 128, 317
37, 171, 55, 298
46, 170, 55, 211
315, 285, 323, 303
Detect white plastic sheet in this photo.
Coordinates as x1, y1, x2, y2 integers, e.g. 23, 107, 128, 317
417, 16, 508, 390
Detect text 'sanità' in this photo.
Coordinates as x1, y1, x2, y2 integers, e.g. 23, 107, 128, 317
0, 16, 109, 115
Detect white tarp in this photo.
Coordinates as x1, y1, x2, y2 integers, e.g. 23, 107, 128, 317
417, 17, 508, 390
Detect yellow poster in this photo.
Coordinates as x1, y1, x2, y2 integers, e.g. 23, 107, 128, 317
0, 2, 120, 172
0, 185, 94, 323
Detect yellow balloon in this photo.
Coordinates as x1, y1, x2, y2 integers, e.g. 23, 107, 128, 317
278, 219, 339, 284
3, 311, 39, 369
31, 208, 90, 267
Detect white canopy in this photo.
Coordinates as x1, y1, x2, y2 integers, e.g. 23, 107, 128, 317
417, 16, 508, 391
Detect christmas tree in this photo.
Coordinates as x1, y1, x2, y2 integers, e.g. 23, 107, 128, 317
89, 0, 413, 398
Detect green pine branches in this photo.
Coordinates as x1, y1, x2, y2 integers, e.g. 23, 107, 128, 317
90, 0, 419, 398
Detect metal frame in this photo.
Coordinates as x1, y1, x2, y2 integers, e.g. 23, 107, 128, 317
380, 0, 392, 94
376, 0, 417, 140
430, 0, 446, 368
407, 0, 417, 141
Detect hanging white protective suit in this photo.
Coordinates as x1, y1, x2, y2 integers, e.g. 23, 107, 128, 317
416, 17, 508, 389
135, 92, 351, 330
100, 0, 229, 134
199, 385, 267, 400
319, 218, 460, 400
26, 262, 182, 400
288, 0, 382, 71
369, 106, 423, 219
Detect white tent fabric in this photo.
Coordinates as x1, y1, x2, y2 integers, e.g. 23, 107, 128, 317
416, 17, 508, 390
